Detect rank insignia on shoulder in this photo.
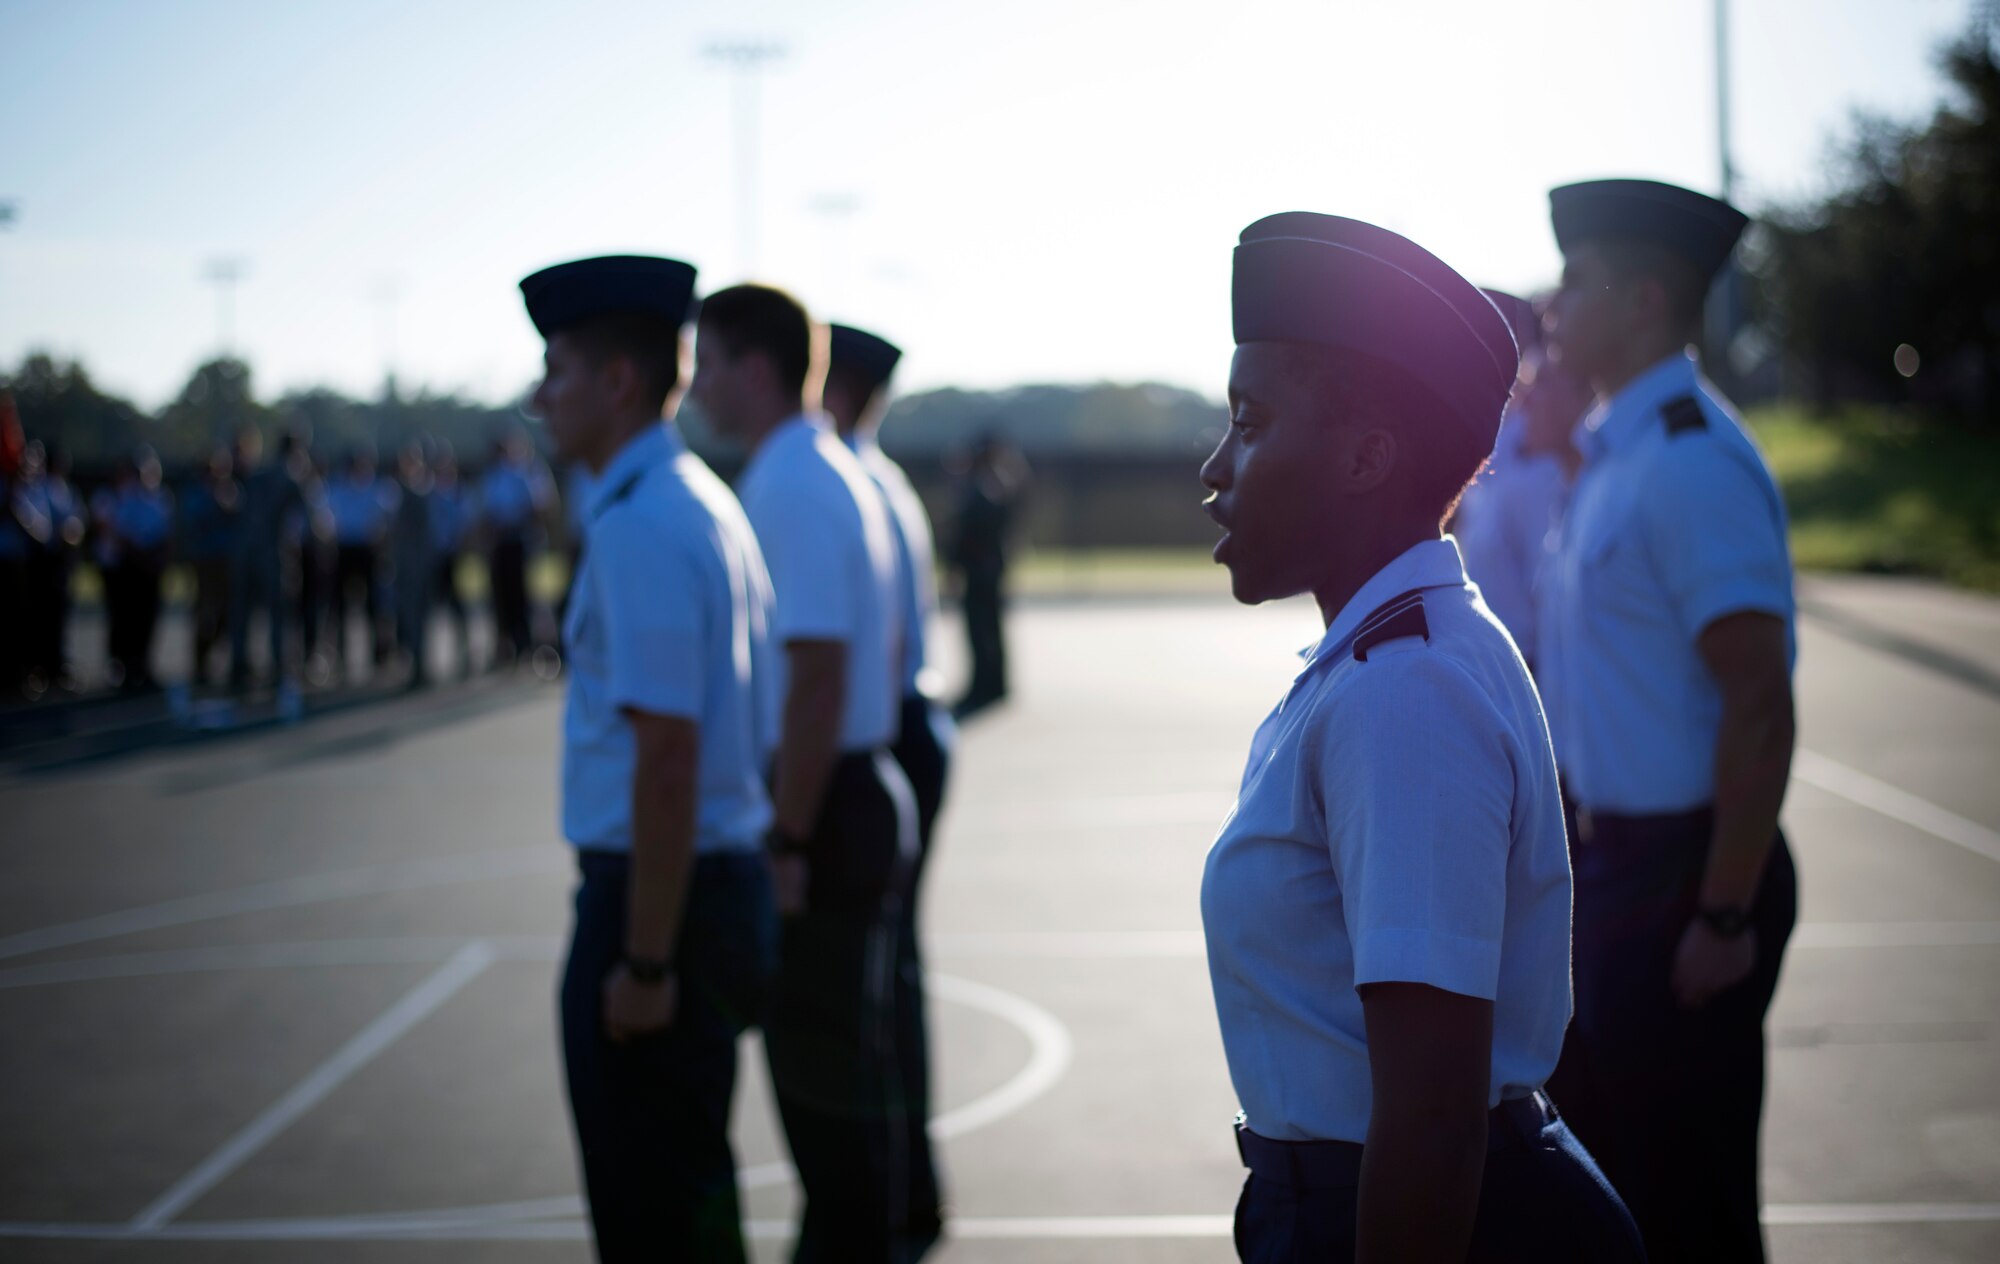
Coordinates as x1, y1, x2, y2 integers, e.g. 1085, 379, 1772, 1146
1662, 395, 1707, 436
1353, 590, 1429, 662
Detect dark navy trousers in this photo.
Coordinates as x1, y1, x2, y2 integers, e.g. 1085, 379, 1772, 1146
560, 849, 777, 1264
765, 750, 919, 1263
1550, 805, 1797, 1263
889, 693, 954, 1250
1232, 1094, 1646, 1262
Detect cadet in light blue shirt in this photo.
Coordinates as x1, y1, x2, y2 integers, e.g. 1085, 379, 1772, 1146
1537, 178, 1799, 1264
523, 254, 778, 1262
1453, 290, 1568, 666
825, 322, 954, 1252
1199, 212, 1640, 1264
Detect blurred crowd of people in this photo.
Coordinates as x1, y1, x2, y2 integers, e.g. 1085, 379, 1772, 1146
0, 421, 569, 701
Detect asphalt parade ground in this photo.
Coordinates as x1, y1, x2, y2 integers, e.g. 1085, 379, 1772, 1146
2, 575, 1997, 1262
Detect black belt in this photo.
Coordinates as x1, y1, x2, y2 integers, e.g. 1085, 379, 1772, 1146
1235, 1092, 1557, 1188
1573, 803, 1711, 847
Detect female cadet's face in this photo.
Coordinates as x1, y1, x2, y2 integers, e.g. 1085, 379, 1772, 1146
1200, 343, 1347, 606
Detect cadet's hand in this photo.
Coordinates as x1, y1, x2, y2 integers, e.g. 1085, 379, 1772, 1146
1671, 919, 1756, 1009
770, 854, 809, 917
602, 962, 676, 1042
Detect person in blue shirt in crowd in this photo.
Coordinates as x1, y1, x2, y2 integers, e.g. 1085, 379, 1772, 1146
524, 254, 779, 1262
389, 439, 435, 688
326, 445, 397, 679
94, 447, 175, 693
1198, 212, 1642, 1263
694, 284, 912, 1263
230, 426, 307, 690
823, 322, 955, 1254
180, 444, 241, 686
0, 442, 31, 696
1451, 290, 1569, 674
36, 444, 86, 691
1537, 178, 1798, 1264
427, 442, 473, 677
480, 428, 555, 668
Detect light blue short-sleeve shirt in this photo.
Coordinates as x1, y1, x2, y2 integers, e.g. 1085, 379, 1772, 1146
850, 435, 939, 698
1201, 538, 1572, 1143
561, 423, 777, 854
738, 415, 903, 751
1454, 404, 1568, 656
1537, 353, 1795, 814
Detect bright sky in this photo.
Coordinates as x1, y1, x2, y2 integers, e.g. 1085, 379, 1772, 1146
0, 0, 1978, 409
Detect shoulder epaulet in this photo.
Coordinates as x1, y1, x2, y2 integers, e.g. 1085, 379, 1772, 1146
1352, 589, 1429, 662
1662, 395, 1707, 436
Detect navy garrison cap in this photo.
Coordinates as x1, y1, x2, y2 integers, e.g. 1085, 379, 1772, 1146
518, 255, 699, 338
828, 324, 903, 395
1549, 179, 1748, 282
1233, 212, 1519, 445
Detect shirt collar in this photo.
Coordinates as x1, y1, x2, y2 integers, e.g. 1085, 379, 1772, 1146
1582, 351, 1697, 458
586, 423, 679, 519
1304, 536, 1468, 664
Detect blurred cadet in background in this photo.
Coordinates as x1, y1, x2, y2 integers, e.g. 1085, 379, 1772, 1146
36, 443, 85, 692
326, 445, 395, 678
1199, 212, 1642, 1264
428, 441, 473, 677
7, 439, 84, 696
947, 429, 1026, 719
294, 451, 335, 680
1451, 290, 1568, 672
1514, 340, 1594, 483
390, 439, 435, 688
0, 432, 31, 696
825, 321, 953, 1254
696, 285, 913, 1262
94, 447, 174, 692
481, 428, 555, 669
180, 443, 241, 686
1539, 178, 1798, 1263
525, 255, 779, 1262
230, 426, 306, 689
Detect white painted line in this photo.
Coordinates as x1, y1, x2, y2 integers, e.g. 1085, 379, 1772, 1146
127, 940, 496, 1231
735, 970, 1076, 1191
0, 847, 563, 962
1763, 1202, 2000, 1226
927, 973, 1076, 1139
8, 1203, 2000, 1241
1794, 748, 2000, 865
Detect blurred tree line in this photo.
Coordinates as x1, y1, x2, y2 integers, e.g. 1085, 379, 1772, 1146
1752, 15, 1999, 420
5, 347, 1225, 477
1, 353, 531, 474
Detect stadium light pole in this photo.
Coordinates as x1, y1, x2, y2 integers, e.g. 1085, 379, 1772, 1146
703, 39, 786, 279
1709, 0, 1743, 382
808, 192, 860, 310
203, 257, 249, 357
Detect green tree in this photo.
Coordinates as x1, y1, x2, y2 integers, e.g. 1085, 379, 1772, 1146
1755, 18, 2000, 419
156, 357, 276, 459
0, 352, 149, 467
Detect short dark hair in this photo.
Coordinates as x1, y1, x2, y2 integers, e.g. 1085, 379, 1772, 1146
1595, 239, 1709, 337
1273, 342, 1491, 528
697, 284, 815, 396
563, 310, 683, 413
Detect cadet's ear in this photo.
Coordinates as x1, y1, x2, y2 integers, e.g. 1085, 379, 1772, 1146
1342, 427, 1397, 494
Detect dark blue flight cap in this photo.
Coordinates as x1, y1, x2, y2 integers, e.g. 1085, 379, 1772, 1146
1480, 288, 1540, 353
1233, 212, 1519, 446
518, 255, 699, 339
1549, 178, 1748, 282
828, 324, 903, 394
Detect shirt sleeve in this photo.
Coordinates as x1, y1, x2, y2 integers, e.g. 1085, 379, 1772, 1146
589, 511, 707, 721
1318, 653, 1515, 1000
1643, 438, 1792, 641
750, 483, 859, 643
